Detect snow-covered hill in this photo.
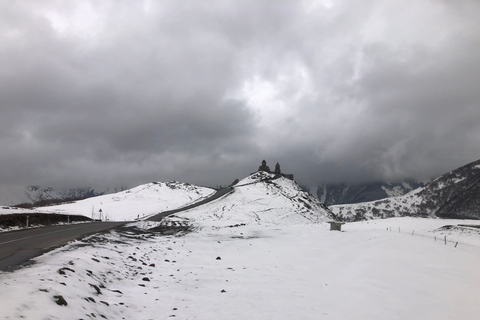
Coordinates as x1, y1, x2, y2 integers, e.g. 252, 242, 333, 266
167, 171, 337, 227
0, 185, 121, 206
40, 182, 216, 221
331, 158, 480, 221
315, 180, 423, 206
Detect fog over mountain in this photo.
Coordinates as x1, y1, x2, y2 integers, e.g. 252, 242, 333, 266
314, 180, 423, 206
0, 185, 122, 206
331, 158, 480, 221
1, 0, 480, 190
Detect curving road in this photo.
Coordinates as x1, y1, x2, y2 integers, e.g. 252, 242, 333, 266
147, 187, 234, 221
146, 176, 283, 221
1, 187, 237, 271
0, 222, 126, 271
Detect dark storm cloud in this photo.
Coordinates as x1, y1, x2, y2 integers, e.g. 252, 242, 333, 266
0, 0, 260, 188
248, 0, 480, 186
1, 0, 480, 189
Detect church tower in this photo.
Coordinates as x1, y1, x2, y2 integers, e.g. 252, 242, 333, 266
258, 160, 271, 172
274, 162, 281, 174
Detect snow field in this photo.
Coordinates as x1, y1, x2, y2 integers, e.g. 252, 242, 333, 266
1, 218, 479, 320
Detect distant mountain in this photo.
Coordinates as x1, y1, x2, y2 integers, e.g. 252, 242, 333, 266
331, 158, 480, 221
0, 186, 63, 206
0, 186, 123, 206
315, 180, 423, 206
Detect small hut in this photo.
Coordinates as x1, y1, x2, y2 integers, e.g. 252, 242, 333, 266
329, 221, 345, 231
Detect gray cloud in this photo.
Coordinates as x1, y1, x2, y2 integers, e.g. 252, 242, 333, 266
1, 0, 480, 189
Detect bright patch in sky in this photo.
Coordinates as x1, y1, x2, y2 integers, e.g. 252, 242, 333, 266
42, 3, 103, 39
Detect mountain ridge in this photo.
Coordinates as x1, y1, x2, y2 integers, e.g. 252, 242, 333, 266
331, 158, 480, 221
313, 180, 423, 206
0, 185, 124, 206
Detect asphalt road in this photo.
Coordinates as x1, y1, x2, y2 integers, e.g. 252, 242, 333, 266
146, 176, 282, 221
0, 222, 126, 271
147, 187, 234, 221
1, 187, 236, 271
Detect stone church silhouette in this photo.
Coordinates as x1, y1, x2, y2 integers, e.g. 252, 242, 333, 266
257, 160, 294, 180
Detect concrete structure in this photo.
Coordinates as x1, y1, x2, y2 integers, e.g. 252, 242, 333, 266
329, 221, 345, 231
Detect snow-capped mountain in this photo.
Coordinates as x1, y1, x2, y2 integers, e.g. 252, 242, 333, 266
0, 186, 122, 206
60, 187, 124, 200
314, 180, 423, 206
0, 186, 64, 206
331, 158, 480, 221
41, 181, 216, 221
168, 171, 337, 227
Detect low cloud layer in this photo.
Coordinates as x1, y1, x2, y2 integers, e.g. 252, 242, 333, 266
1, 0, 480, 189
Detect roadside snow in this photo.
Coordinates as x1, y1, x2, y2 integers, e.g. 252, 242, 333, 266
1, 217, 479, 320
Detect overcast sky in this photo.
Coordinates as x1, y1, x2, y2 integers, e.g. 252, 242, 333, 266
1, 0, 480, 189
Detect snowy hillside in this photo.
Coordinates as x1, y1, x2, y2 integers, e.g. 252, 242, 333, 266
331, 158, 480, 221
41, 182, 215, 221
315, 180, 423, 206
168, 171, 337, 227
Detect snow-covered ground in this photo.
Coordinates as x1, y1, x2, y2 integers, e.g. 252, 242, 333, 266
1, 174, 479, 319
1, 217, 479, 319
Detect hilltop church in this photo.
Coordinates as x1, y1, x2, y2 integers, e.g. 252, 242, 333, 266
257, 160, 294, 180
